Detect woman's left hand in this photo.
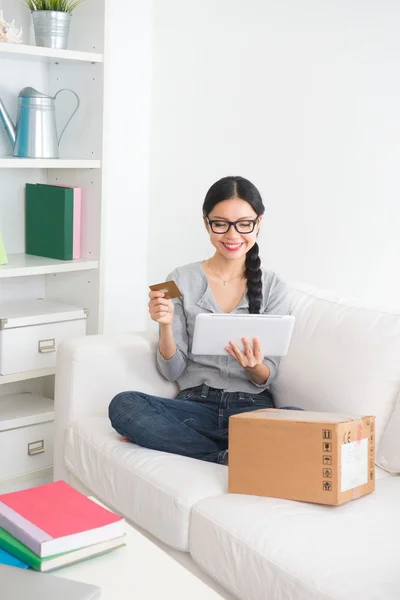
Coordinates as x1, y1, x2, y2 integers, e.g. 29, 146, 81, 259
226, 337, 263, 369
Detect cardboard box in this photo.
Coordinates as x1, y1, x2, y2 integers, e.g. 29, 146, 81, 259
228, 409, 375, 506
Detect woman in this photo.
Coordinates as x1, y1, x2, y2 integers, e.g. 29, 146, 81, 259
109, 176, 292, 464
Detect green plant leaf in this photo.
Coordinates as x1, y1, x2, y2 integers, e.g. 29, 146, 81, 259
23, 0, 84, 12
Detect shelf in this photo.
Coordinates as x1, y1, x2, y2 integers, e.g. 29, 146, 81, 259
0, 393, 54, 431
0, 42, 103, 64
0, 368, 55, 386
0, 158, 101, 169
0, 254, 99, 278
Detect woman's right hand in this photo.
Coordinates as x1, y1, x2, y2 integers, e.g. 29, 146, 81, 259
148, 290, 174, 326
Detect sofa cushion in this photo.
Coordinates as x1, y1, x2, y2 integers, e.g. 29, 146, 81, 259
274, 283, 400, 462
376, 389, 400, 473
64, 417, 227, 551
190, 474, 399, 600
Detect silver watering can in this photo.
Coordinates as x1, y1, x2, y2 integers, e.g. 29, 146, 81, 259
0, 87, 80, 159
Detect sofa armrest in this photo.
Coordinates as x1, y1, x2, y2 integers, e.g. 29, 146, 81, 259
53, 331, 178, 481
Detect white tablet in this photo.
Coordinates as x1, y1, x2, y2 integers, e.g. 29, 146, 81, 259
191, 313, 295, 356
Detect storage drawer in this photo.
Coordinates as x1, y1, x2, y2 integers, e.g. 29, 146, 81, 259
0, 319, 86, 375
0, 299, 87, 375
0, 421, 54, 480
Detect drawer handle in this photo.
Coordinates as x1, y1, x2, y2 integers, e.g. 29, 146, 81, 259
28, 440, 45, 456
38, 338, 56, 354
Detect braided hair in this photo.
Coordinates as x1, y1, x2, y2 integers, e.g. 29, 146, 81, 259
202, 176, 265, 314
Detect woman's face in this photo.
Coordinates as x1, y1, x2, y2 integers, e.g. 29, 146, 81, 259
205, 198, 262, 261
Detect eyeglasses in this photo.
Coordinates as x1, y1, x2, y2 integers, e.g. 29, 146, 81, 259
207, 218, 259, 234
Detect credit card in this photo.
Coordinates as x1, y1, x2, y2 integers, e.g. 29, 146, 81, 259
149, 280, 182, 299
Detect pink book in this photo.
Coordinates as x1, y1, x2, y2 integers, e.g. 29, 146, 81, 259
0, 481, 125, 557
55, 185, 82, 259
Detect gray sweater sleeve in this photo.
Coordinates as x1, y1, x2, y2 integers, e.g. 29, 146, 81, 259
156, 272, 188, 381
252, 273, 292, 388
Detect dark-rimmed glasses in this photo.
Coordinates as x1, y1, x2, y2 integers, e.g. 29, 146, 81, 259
207, 218, 259, 234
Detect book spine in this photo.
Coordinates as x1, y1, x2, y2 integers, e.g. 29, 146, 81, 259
64, 190, 74, 260
0, 535, 41, 570
0, 504, 50, 558
73, 188, 82, 259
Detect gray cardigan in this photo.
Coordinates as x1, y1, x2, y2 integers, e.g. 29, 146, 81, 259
156, 261, 291, 393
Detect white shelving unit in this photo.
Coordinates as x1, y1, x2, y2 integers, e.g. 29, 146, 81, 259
0, 393, 54, 431
0, 158, 101, 168
0, 0, 106, 488
0, 254, 99, 278
0, 41, 103, 63
0, 368, 56, 386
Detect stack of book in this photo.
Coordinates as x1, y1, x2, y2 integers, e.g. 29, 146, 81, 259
0, 481, 125, 572
25, 183, 82, 261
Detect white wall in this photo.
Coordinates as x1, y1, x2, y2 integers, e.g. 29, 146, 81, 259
147, 0, 400, 309
101, 0, 153, 334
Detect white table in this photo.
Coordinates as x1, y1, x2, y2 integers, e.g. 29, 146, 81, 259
56, 501, 227, 600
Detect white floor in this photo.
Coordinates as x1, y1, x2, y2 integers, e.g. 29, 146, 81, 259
0, 467, 53, 493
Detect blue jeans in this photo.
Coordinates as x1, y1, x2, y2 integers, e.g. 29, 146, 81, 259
109, 384, 300, 465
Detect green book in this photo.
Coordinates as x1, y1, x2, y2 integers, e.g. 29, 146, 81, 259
0, 526, 126, 572
25, 183, 74, 260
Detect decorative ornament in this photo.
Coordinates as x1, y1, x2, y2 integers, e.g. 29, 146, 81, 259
0, 7, 23, 44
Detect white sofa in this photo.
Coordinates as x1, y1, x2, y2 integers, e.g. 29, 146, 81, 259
54, 283, 400, 600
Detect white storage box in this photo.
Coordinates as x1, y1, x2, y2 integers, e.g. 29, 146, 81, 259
0, 299, 87, 376
0, 393, 55, 480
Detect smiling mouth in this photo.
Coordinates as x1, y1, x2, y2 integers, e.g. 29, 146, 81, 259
222, 243, 244, 252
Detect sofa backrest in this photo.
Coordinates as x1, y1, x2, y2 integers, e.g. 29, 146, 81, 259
272, 283, 400, 473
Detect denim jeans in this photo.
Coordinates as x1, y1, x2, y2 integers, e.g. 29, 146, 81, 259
108, 384, 300, 465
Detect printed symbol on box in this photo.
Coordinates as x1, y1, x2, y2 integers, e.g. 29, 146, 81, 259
369, 459, 374, 469
370, 471, 374, 480
323, 481, 332, 492
323, 442, 332, 452
370, 434, 373, 442
323, 468, 332, 478
322, 430, 332, 440
323, 455, 332, 465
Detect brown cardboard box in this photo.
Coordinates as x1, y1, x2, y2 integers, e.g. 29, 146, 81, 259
228, 409, 375, 506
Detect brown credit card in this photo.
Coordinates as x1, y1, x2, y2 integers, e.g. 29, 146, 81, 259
149, 280, 182, 299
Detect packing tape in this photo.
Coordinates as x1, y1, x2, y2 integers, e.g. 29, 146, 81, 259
356, 421, 363, 444
352, 417, 363, 500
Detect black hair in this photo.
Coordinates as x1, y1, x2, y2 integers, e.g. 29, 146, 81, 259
202, 176, 265, 314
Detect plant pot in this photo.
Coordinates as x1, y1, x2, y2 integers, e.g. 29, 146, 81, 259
31, 10, 71, 50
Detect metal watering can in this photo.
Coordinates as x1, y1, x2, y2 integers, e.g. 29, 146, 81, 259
0, 87, 80, 159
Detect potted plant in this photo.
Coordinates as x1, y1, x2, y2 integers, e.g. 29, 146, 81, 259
24, 0, 84, 50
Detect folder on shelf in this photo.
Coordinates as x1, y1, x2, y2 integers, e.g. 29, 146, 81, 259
72, 187, 82, 259
35, 184, 82, 259
51, 185, 82, 259
25, 184, 74, 261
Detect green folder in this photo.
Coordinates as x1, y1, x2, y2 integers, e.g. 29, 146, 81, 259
25, 183, 74, 260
